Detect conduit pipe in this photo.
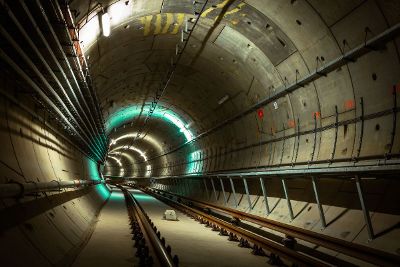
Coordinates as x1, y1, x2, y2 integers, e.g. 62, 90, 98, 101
0, 180, 105, 199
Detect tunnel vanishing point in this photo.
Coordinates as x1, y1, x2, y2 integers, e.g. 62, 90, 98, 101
0, 0, 400, 266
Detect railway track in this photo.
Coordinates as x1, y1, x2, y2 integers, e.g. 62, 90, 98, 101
146, 187, 400, 267
119, 186, 179, 267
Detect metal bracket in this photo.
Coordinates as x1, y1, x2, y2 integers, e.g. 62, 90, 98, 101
387, 86, 397, 158
356, 97, 365, 159
280, 123, 285, 166
330, 105, 339, 163
310, 112, 318, 164
292, 118, 300, 165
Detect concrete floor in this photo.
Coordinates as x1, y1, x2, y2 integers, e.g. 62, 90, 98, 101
72, 190, 138, 267
131, 189, 270, 267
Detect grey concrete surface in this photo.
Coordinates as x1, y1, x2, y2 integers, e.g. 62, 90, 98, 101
72, 190, 137, 267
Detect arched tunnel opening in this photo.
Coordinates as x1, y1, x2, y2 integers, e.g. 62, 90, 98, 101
0, 0, 400, 266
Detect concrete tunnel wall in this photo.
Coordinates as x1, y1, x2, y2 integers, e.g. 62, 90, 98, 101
0, 0, 399, 265
97, 0, 400, 177
0, 72, 109, 266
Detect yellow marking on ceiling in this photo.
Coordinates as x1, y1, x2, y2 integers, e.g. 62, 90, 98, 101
140, 15, 152, 36
139, 13, 185, 36
154, 14, 162, 34
201, 0, 245, 20
171, 14, 185, 34
201, 0, 230, 17
162, 13, 174, 34
223, 2, 245, 18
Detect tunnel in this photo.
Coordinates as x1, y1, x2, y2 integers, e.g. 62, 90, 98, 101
0, 0, 399, 266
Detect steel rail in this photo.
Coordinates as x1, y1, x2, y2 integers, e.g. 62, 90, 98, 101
145, 188, 328, 267
0, 179, 104, 198
143, 22, 400, 162
152, 189, 400, 267
120, 187, 175, 267
0, 47, 104, 161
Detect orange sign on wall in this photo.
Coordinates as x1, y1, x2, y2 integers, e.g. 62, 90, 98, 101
344, 99, 355, 110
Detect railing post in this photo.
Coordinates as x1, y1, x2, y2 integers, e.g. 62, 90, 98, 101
203, 177, 209, 200
185, 179, 190, 195
281, 178, 294, 220
210, 177, 218, 201
229, 177, 238, 207
219, 177, 227, 206
311, 176, 326, 228
259, 177, 270, 215
355, 175, 374, 240
242, 177, 252, 211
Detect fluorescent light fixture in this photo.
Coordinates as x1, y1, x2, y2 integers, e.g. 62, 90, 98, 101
218, 94, 229, 105
107, 155, 122, 166
101, 12, 111, 37
185, 122, 193, 129
145, 165, 152, 177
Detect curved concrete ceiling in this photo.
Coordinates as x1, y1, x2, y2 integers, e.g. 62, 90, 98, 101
68, 0, 400, 179
1, 1, 400, 265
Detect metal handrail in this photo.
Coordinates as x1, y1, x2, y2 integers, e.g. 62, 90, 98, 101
151, 188, 400, 267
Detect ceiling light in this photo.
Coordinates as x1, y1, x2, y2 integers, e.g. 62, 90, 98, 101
218, 94, 229, 105
101, 12, 111, 37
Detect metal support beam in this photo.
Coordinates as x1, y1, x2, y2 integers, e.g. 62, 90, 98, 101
219, 177, 227, 206
355, 175, 374, 240
184, 179, 189, 195
312, 177, 326, 228
243, 177, 252, 210
259, 177, 270, 215
210, 178, 218, 201
203, 178, 209, 200
281, 178, 294, 220
229, 177, 238, 207
177, 179, 182, 195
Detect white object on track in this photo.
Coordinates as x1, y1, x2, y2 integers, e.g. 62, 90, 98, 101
164, 209, 177, 221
